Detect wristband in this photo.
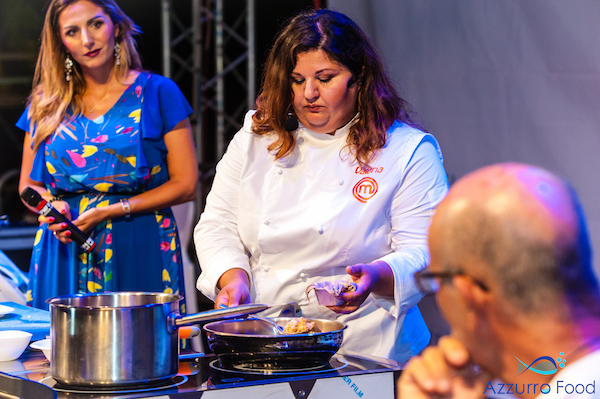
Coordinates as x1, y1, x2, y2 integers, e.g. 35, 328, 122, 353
120, 198, 131, 220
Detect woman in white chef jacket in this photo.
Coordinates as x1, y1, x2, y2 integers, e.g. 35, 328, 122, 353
194, 9, 448, 362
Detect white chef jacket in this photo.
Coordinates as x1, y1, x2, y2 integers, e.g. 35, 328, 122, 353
195, 111, 448, 362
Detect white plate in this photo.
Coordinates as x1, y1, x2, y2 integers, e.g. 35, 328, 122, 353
30, 338, 51, 351
30, 338, 51, 361
0, 304, 14, 318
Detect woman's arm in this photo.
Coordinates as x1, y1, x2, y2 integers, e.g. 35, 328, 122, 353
213, 268, 251, 308
19, 133, 76, 236
71, 118, 198, 236
382, 139, 448, 311
18, 133, 51, 210
194, 117, 255, 303
328, 260, 395, 314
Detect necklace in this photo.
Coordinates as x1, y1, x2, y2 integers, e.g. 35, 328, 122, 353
87, 84, 112, 115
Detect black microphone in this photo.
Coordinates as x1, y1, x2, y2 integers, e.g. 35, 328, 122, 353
20, 187, 96, 253
284, 112, 298, 132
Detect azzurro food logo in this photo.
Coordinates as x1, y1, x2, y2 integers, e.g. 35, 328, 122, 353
514, 352, 566, 375
483, 351, 596, 396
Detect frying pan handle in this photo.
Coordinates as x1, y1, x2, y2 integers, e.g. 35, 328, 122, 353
171, 303, 270, 329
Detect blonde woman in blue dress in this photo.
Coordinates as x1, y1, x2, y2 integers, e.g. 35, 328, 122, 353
17, 0, 198, 310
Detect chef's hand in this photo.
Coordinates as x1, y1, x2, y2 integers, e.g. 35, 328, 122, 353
214, 268, 251, 308
398, 336, 489, 399
38, 200, 73, 245
328, 260, 394, 314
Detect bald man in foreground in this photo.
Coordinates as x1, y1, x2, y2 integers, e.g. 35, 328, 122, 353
398, 163, 600, 399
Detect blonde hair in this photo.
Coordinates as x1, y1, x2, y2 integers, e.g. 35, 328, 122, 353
27, 0, 142, 151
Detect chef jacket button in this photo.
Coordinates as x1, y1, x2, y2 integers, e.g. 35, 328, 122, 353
318, 226, 324, 234
264, 220, 270, 226
339, 179, 344, 185
263, 266, 270, 272
299, 272, 306, 278
277, 169, 283, 175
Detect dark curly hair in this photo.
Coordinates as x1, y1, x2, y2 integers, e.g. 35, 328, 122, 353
252, 9, 423, 166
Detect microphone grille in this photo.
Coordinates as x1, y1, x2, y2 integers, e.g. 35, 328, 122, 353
19, 187, 43, 206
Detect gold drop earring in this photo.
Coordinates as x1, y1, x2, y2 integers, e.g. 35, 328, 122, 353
65, 53, 73, 82
114, 42, 121, 66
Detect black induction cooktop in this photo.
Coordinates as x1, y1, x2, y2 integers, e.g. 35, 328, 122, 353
3, 349, 403, 399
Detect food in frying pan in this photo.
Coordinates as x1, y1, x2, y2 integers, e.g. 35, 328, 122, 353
283, 317, 315, 334
305, 280, 358, 306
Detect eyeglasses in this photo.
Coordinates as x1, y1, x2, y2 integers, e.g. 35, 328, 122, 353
413, 267, 489, 295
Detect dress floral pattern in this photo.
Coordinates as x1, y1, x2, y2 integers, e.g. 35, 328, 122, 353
17, 73, 193, 312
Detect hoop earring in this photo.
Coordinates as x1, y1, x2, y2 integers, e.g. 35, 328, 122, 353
65, 53, 73, 82
114, 42, 121, 66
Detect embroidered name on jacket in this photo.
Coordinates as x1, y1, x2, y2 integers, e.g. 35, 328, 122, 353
353, 177, 378, 203
355, 166, 383, 174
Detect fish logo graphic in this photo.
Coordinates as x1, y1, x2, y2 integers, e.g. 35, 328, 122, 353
514, 352, 566, 375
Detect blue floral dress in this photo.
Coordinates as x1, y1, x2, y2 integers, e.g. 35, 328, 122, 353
17, 73, 193, 312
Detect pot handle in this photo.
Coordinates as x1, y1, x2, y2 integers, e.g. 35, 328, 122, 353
178, 326, 201, 339
172, 303, 269, 328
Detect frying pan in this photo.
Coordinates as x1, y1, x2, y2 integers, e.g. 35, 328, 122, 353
204, 317, 347, 370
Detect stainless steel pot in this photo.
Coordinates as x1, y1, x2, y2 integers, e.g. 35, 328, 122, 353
204, 317, 347, 370
47, 292, 267, 387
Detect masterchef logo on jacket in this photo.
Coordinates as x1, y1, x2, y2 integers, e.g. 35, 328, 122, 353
353, 177, 378, 203
355, 166, 384, 174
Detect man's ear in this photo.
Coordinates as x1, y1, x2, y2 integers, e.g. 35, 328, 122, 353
452, 275, 491, 333
453, 275, 490, 314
